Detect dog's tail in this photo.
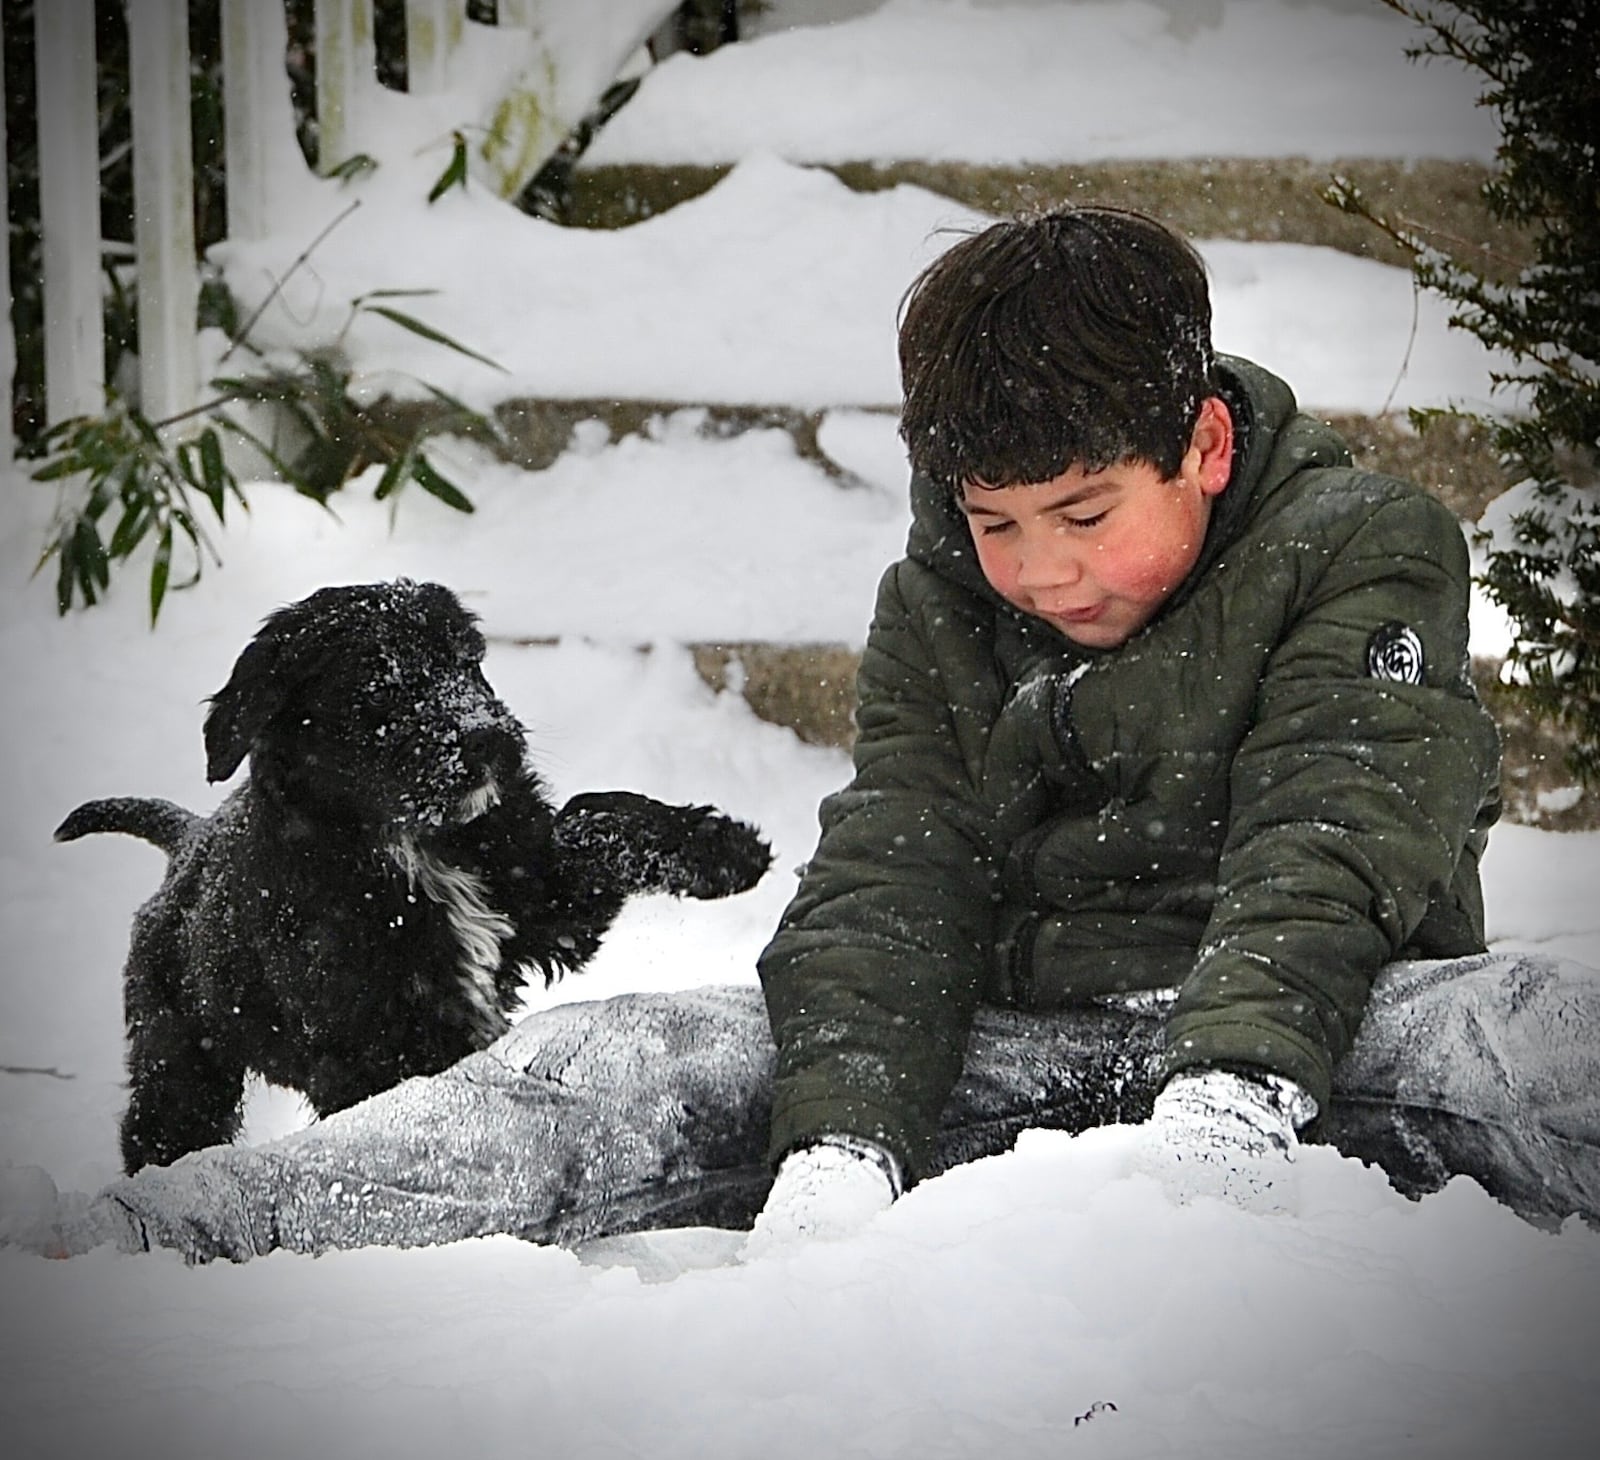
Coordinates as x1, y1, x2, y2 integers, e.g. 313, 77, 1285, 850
54, 798, 198, 854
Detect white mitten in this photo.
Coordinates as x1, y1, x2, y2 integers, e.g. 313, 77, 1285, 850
742, 1136, 901, 1259
1136, 1067, 1316, 1215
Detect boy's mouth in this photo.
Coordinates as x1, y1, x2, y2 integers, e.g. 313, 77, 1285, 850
1040, 602, 1105, 626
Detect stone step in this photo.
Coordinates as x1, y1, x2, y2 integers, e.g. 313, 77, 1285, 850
388, 392, 1506, 521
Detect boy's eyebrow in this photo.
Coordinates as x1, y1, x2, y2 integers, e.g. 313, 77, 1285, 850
958, 480, 1118, 515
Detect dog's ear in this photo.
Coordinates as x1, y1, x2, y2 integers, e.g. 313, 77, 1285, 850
203, 601, 319, 782
204, 638, 281, 782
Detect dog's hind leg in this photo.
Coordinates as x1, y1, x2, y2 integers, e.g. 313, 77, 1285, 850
554, 792, 771, 901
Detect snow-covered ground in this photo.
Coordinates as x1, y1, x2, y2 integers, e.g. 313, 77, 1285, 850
600, 0, 1501, 164
3, 3, 1598, 1457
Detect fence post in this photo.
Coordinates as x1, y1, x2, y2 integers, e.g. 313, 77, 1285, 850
406, 0, 465, 96
222, 0, 305, 240
0, 24, 12, 463
34, 0, 105, 427
315, 0, 378, 173
126, 0, 199, 427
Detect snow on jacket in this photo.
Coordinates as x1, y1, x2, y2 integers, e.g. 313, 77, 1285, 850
758, 355, 1501, 1181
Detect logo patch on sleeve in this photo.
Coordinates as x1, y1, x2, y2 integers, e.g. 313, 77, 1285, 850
1367, 621, 1425, 684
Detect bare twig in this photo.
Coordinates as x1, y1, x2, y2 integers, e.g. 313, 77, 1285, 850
217, 199, 363, 366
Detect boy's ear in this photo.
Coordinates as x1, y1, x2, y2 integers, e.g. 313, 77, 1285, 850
1189, 395, 1234, 497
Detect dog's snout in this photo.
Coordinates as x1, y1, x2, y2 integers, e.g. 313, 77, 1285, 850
462, 723, 523, 780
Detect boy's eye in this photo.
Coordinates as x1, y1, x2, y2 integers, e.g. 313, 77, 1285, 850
978, 520, 1015, 537
1061, 509, 1110, 530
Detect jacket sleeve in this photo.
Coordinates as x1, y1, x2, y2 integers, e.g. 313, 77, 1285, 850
758, 560, 1005, 1181
1160, 488, 1501, 1111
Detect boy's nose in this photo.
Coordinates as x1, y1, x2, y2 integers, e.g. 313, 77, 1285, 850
1016, 544, 1082, 590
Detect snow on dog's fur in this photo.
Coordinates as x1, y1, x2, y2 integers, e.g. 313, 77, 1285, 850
56, 580, 772, 1174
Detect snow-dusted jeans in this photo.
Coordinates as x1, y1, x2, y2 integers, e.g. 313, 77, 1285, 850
94, 951, 1600, 1261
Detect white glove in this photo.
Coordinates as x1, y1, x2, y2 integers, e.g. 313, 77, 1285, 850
1135, 1068, 1316, 1215
742, 1136, 901, 1259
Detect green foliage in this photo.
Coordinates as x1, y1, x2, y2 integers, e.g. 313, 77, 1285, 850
34, 291, 506, 624
325, 152, 380, 183
1325, 0, 1600, 785
34, 406, 241, 623
428, 132, 471, 203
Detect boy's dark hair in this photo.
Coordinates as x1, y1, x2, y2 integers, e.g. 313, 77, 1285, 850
898, 205, 1216, 490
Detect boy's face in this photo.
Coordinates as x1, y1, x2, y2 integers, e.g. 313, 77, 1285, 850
958, 397, 1234, 650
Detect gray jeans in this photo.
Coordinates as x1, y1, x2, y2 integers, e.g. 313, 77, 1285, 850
93, 952, 1600, 1262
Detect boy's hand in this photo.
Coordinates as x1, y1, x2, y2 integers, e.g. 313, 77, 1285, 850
1135, 1068, 1314, 1215
742, 1137, 901, 1259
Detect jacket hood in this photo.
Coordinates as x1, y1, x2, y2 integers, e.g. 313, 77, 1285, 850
903, 354, 1354, 619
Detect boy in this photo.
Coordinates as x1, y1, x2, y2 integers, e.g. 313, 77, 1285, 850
754, 203, 1514, 1235
37, 207, 1599, 1261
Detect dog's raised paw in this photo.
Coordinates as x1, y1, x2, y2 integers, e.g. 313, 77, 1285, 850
683, 811, 773, 898
554, 792, 771, 901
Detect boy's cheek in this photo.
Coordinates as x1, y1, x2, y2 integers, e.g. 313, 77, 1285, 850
969, 533, 1013, 597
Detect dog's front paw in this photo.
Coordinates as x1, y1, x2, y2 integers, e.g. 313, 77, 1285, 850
681, 809, 773, 899
554, 793, 771, 901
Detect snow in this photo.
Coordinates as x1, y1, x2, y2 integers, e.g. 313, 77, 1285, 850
596, 0, 1503, 165
3, 2, 1597, 1457
216, 153, 1517, 418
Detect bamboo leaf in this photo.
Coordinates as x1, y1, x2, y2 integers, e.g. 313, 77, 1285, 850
212, 413, 299, 489
427, 132, 470, 204
108, 499, 152, 558
199, 429, 230, 516
416, 379, 484, 416
373, 448, 413, 502
176, 439, 202, 490
53, 536, 76, 615
38, 416, 84, 451
74, 519, 110, 590
353, 288, 439, 303
129, 411, 164, 448
210, 372, 303, 404
327, 152, 378, 182
409, 453, 476, 513
150, 527, 173, 624
32, 458, 88, 482
362, 306, 506, 372
415, 380, 501, 443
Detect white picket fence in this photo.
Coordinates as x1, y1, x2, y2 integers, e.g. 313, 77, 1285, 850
3, 0, 680, 464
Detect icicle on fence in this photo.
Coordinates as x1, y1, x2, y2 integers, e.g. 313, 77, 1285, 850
3, 0, 679, 463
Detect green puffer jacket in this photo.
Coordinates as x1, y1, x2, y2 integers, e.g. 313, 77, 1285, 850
758, 356, 1502, 1181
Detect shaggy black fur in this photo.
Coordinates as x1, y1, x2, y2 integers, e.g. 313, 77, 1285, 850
56, 580, 772, 1174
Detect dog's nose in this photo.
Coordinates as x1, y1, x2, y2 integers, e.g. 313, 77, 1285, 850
462, 724, 523, 780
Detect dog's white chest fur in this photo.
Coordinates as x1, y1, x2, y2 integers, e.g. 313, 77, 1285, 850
389, 837, 515, 1043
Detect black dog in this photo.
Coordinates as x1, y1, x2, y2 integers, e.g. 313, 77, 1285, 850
57, 580, 771, 1174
